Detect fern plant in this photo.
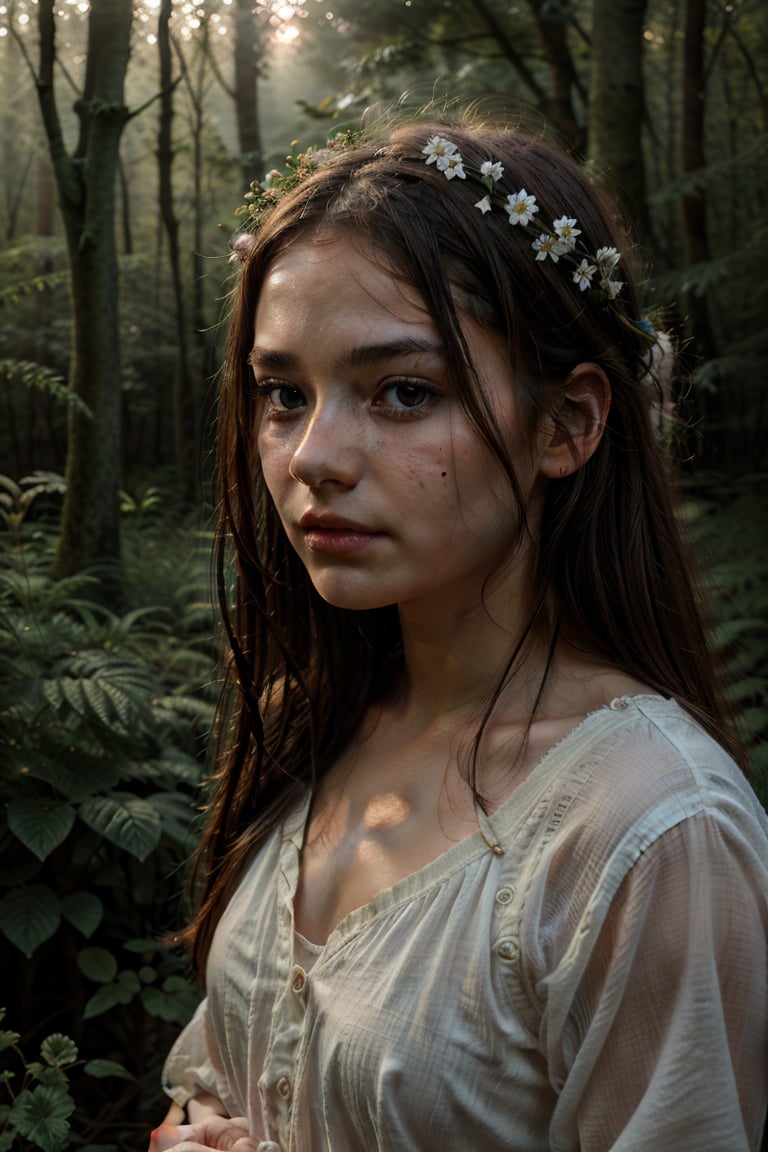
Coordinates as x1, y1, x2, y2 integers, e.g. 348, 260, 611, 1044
0, 501, 217, 1148
684, 471, 768, 805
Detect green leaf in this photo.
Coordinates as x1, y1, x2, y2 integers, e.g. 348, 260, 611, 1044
78, 793, 162, 861
40, 1034, 78, 1068
6, 799, 76, 861
8, 1085, 75, 1152
140, 975, 200, 1025
0, 885, 60, 957
31, 1067, 68, 1091
24, 757, 123, 802
82, 978, 136, 1019
60, 890, 103, 938
77, 948, 117, 983
83, 1059, 136, 1081
122, 937, 160, 954
0, 1029, 20, 1054
117, 969, 141, 994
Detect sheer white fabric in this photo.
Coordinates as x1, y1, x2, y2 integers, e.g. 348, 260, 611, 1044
163, 696, 768, 1150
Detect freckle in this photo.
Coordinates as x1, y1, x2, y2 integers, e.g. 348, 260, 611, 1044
441, 472, 447, 478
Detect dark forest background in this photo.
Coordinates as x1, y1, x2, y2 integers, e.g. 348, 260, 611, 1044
0, 2, 766, 1149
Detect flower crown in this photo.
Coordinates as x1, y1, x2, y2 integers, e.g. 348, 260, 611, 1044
233, 129, 656, 344
424, 135, 625, 302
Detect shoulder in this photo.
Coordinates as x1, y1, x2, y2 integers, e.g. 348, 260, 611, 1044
498, 694, 768, 918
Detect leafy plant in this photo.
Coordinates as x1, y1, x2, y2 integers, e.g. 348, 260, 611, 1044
0, 1008, 137, 1152
0, 499, 218, 1148
685, 471, 768, 805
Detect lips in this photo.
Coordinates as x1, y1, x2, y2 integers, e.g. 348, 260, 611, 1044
298, 511, 378, 533
297, 511, 384, 555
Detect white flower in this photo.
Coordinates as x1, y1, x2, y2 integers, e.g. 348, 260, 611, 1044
505, 189, 539, 226
480, 160, 504, 182
552, 216, 580, 255
475, 195, 492, 214
437, 152, 466, 179
600, 276, 624, 299
263, 169, 281, 188
572, 259, 597, 291
553, 216, 581, 242
532, 233, 561, 261
422, 135, 458, 165
595, 246, 621, 275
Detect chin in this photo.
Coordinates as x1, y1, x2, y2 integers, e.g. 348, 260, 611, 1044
311, 580, 398, 613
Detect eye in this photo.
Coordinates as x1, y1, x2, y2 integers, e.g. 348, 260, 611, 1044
378, 380, 438, 413
255, 382, 306, 411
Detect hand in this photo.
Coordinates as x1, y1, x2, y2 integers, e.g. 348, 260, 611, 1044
149, 1115, 258, 1152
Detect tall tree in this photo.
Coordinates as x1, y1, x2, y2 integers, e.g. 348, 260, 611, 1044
587, 0, 653, 245
13, 0, 133, 587
158, 0, 198, 505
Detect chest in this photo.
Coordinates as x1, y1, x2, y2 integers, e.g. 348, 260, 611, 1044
207, 829, 550, 1150
292, 713, 579, 945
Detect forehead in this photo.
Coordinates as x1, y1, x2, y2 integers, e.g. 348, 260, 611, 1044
255, 232, 430, 332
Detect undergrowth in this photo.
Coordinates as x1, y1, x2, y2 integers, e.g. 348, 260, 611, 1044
0, 477, 217, 1152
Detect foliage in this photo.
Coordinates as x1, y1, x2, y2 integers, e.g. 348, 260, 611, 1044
685, 472, 768, 805
0, 493, 218, 1148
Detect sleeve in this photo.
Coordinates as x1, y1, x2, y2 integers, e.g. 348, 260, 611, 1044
161, 997, 236, 1115
535, 810, 768, 1152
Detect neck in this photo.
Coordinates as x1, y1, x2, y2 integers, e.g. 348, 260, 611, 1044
393, 564, 550, 731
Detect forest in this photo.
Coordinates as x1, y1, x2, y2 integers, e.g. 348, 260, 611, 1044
0, 0, 766, 1148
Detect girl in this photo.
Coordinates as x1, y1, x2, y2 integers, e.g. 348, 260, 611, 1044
153, 116, 768, 1151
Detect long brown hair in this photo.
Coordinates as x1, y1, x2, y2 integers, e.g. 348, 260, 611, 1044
186, 115, 743, 979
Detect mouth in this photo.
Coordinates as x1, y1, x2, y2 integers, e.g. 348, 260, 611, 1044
297, 513, 384, 555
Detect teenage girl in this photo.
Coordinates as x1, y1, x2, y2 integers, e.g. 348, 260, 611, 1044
151, 117, 768, 1152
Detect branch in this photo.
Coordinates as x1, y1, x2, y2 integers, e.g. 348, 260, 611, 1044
200, 26, 235, 101
8, 1, 40, 84
126, 77, 182, 123
465, 0, 547, 102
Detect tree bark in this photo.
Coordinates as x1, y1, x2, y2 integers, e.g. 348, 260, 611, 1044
527, 0, 585, 152
31, 0, 133, 589
588, 0, 653, 246
233, 0, 264, 191
158, 0, 198, 506
680, 0, 717, 359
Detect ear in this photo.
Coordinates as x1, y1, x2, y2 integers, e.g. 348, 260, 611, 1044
538, 362, 611, 480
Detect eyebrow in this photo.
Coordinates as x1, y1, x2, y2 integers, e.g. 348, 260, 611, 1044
247, 337, 446, 373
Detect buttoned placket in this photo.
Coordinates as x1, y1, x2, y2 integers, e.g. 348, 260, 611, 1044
255, 815, 313, 1151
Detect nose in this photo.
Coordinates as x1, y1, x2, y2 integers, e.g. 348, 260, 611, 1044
288, 406, 362, 489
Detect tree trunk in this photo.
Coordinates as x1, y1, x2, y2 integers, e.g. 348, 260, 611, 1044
680, 0, 717, 359
32, 0, 132, 589
588, 0, 653, 246
233, 0, 263, 191
527, 0, 585, 153
158, 0, 198, 506
680, 0, 722, 464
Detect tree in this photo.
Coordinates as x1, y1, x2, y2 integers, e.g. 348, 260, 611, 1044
158, 0, 198, 505
11, 0, 134, 589
587, 0, 652, 245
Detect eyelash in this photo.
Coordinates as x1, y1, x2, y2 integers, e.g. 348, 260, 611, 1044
251, 378, 443, 419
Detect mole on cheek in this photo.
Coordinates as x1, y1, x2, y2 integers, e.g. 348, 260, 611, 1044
441, 472, 447, 478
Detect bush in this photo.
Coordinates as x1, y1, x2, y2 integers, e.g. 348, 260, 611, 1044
0, 488, 217, 1149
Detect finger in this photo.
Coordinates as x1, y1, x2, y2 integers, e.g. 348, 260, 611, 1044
150, 1124, 196, 1152
153, 1117, 253, 1152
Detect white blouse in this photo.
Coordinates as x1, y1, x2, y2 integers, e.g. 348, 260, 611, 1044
162, 696, 768, 1150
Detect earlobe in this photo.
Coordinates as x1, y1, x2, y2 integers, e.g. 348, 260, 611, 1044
538, 362, 611, 479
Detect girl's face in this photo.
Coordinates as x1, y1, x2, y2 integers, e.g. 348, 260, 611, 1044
252, 233, 543, 617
